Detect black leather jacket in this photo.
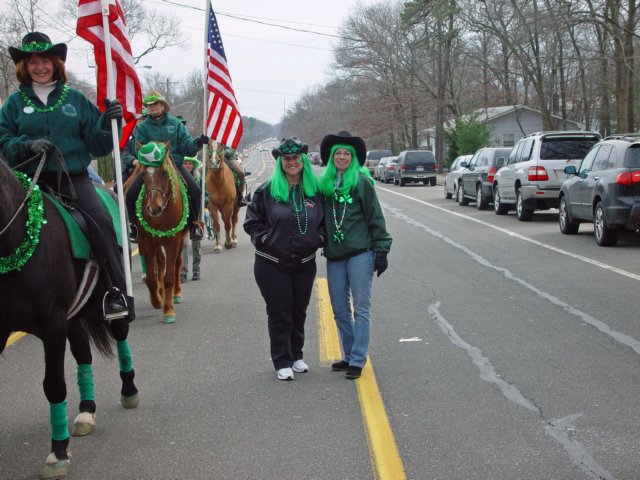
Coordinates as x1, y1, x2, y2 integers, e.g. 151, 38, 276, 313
243, 181, 326, 265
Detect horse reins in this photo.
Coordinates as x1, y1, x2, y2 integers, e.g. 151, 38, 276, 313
0, 151, 48, 237
143, 165, 174, 215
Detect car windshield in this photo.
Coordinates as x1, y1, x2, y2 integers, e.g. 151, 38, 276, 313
540, 137, 599, 160
404, 151, 435, 164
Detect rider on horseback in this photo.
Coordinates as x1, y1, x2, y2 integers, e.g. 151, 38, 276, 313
222, 146, 247, 207
0, 32, 134, 322
125, 90, 208, 242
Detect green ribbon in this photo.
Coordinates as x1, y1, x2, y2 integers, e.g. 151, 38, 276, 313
0, 171, 46, 274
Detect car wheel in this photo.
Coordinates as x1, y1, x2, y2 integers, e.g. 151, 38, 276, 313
423, 179, 429, 186
476, 185, 488, 210
444, 182, 452, 199
399, 175, 406, 187
457, 183, 469, 206
558, 196, 579, 234
516, 188, 533, 221
493, 185, 508, 215
594, 202, 620, 246
430, 177, 437, 186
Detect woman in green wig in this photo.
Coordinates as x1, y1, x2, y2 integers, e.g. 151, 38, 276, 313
243, 137, 326, 381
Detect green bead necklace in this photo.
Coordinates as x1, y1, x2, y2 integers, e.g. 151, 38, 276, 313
0, 171, 46, 274
20, 84, 70, 113
290, 184, 308, 235
331, 190, 352, 243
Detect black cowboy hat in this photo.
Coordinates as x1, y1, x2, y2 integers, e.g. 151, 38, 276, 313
271, 137, 308, 160
9, 32, 67, 65
320, 131, 366, 166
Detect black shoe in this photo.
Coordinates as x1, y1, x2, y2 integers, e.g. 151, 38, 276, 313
237, 195, 247, 207
190, 223, 203, 241
192, 271, 200, 281
103, 289, 129, 321
129, 223, 138, 243
180, 273, 187, 283
331, 360, 349, 371
345, 366, 362, 379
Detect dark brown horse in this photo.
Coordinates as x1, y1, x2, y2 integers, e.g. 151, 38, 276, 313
206, 146, 239, 253
0, 155, 139, 480
133, 142, 188, 323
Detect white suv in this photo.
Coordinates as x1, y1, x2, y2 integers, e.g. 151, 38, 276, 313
493, 131, 600, 220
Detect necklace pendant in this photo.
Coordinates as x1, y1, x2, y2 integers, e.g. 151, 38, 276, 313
23, 106, 34, 114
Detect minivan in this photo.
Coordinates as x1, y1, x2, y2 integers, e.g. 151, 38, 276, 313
394, 150, 437, 186
365, 150, 393, 176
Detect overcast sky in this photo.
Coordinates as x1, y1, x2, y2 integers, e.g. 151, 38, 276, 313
53, 0, 381, 125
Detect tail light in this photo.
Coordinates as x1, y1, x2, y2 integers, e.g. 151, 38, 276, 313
387, 165, 395, 171
615, 171, 640, 185
365, 160, 370, 167
401, 164, 406, 172
528, 166, 549, 181
487, 166, 497, 183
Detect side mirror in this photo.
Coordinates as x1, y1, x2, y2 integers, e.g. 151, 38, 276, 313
496, 157, 505, 168
245, 171, 252, 177
460, 162, 468, 168
564, 165, 577, 175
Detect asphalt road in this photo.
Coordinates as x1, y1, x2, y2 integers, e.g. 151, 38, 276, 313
2, 148, 640, 480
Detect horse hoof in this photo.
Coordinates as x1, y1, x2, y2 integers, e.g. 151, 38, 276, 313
173, 296, 182, 304
164, 315, 176, 324
121, 393, 140, 409
71, 412, 96, 437
214, 247, 222, 254
42, 455, 70, 480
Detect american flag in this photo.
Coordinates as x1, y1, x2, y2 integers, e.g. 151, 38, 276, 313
76, 0, 142, 123
206, 5, 243, 149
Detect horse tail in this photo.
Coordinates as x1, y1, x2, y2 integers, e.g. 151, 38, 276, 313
82, 312, 115, 357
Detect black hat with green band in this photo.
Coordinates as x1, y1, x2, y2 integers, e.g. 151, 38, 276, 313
9, 32, 67, 65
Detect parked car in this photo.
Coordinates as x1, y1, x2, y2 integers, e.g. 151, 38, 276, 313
558, 135, 640, 246
457, 147, 512, 209
394, 150, 437, 186
377, 156, 398, 183
493, 131, 601, 220
365, 149, 393, 176
444, 154, 472, 199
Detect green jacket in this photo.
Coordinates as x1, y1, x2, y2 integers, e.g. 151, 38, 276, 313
134, 113, 199, 167
0, 81, 116, 175
323, 174, 392, 260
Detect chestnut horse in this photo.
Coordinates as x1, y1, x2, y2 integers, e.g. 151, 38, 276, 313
205, 147, 239, 253
134, 142, 188, 323
0, 154, 139, 480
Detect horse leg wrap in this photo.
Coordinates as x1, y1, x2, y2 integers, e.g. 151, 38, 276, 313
116, 339, 133, 373
49, 401, 69, 442
120, 369, 138, 397
49, 438, 70, 462
76, 364, 95, 402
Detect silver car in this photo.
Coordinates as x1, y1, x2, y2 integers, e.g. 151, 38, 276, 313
444, 154, 472, 199
377, 156, 398, 183
493, 131, 600, 220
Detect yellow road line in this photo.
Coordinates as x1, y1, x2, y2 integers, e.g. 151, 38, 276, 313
5, 331, 27, 348
315, 277, 406, 480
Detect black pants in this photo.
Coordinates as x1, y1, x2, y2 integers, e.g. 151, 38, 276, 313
40, 172, 126, 293
125, 164, 202, 224
254, 255, 316, 370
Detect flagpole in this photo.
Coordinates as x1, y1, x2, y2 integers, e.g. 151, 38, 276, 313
200, 0, 212, 221
101, 0, 133, 297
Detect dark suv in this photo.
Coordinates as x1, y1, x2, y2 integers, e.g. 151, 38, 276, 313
394, 150, 437, 186
558, 135, 640, 246
457, 147, 512, 209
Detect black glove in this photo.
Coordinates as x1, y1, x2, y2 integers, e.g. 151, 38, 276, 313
196, 134, 209, 147
104, 98, 123, 121
25, 139, 54, 155
374, 255, 388, 277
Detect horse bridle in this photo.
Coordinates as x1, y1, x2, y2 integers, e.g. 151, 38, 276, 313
143, 166, 173, 216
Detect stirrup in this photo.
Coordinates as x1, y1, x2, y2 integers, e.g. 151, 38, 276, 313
129, 223, 138, 243
189, 223, 204, 241
103, 288, 129, 321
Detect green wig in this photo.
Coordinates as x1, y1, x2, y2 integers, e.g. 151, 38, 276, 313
319, 144, 373, 197
269, 153, 320, 203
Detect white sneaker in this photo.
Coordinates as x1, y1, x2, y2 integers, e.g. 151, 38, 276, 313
276, 367, 294, 381
292, 360, 309, 373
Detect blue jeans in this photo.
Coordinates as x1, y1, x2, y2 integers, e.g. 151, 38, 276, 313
326, 251, 375, 368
